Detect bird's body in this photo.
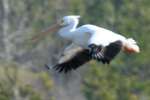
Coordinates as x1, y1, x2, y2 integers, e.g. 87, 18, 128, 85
58, 24, 127, 48
34, 15, 140, 73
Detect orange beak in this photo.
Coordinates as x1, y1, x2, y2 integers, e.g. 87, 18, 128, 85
31, 22, 61, 42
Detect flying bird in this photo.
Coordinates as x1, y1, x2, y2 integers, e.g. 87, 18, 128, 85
33, 15, 140, 73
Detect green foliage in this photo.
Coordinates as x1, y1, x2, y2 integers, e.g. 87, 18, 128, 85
39, 72, 54, 90
82, 63, 150, 100
0, 62, 54, 100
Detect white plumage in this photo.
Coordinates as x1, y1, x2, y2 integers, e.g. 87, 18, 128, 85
35, 15, 140, 73
58, 16, 139, 51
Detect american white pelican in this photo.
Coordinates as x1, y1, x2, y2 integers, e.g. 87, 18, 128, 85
33, 15, 140, 73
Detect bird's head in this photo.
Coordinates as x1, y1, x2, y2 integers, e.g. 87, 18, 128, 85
31, 15, 80, 41
123, 38, 140, 53
59, 15, 80, 27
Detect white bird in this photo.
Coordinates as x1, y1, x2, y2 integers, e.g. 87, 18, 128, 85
33, 15, 140, 73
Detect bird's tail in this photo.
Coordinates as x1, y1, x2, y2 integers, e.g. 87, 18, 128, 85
126, 38, 137, 44
124, 38, 140, 53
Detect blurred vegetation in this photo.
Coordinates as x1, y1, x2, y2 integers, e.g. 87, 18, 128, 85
0, 0, 149, 100
0, 62, 54, 100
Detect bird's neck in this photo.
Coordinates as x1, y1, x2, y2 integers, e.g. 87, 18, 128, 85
58, 21, 78, 39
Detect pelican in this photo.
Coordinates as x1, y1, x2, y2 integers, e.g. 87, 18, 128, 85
33, 15, 140, 73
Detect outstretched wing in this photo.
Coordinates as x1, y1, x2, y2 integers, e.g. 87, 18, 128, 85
102, 40, 123, 63
47, 44, 91, 73
53, 49, 91, 73
89, 40, 123, 64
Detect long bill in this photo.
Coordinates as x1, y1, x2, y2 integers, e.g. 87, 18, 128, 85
31, 22, 61, 42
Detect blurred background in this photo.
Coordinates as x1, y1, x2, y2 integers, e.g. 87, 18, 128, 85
0, 0, 150, 100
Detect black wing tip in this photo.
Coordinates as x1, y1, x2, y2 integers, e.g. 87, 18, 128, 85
53, 64, 72, 73
44, 64, 70, 73
53, 49, 91, 73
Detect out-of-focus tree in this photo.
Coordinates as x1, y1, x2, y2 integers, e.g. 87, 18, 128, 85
0, 62, 54, 100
